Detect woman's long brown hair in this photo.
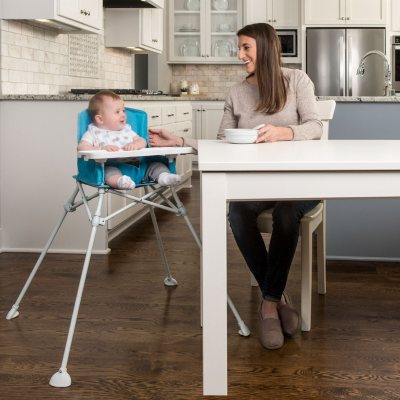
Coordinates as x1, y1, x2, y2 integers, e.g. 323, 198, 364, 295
237, 23, 287, 114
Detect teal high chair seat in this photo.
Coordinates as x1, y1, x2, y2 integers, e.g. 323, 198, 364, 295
76, 107, 175, 187
6, 107, 249, 388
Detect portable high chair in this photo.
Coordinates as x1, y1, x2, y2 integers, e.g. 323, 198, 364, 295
6, 107, 249, 388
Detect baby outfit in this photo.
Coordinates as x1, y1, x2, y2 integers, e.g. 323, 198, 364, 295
81, 123, 181, 189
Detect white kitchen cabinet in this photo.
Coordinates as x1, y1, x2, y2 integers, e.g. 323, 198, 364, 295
392, 0, 400, 31
107, 101, 193, 232
304, 0, 387, 26
192, 102, 224, 140
0, 0, 103, 33
168, 0, 243, 64
246, 0, 299, 28
104, 8, 163, 53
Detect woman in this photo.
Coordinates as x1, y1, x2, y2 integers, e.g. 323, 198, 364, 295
149, 23, 322, 350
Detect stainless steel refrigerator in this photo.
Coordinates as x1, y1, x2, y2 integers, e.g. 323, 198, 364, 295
306, 28, 386, 96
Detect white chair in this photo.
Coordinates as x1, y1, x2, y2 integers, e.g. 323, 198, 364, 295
254, 100, 336, 331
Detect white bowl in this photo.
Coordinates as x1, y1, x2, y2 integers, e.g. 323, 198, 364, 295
224, 128, 258, 144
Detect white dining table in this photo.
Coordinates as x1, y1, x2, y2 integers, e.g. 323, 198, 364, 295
197, 139, 400, 396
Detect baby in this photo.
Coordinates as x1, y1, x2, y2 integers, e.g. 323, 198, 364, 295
77, 90, 181, 190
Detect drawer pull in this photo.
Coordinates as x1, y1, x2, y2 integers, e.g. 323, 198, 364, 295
183, 128, 189, 132
167, 113, 175, 117
151, 115, 160, 118
183, 112, 190, 115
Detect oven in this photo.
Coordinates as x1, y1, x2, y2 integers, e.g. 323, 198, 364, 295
392, 36, 400, 93
276, 29, 297, 57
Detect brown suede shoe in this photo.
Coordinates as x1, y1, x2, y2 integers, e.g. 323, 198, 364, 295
259, 304, 284, 350
277, 292, 301, 337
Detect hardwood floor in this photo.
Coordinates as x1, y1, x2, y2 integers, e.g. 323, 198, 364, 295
1, 172, 400, 399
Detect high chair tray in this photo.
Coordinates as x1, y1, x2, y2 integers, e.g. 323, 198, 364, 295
78, 146, 194, 161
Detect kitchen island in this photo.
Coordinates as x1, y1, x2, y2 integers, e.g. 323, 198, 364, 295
318, 97, 400, 261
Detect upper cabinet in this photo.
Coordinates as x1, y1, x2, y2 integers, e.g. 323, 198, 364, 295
168, 0, 244, 64
392, 0, 400, 31
304, 0, 387, 26
0, 0, 103, 33
246, 0, 300, 28
103, 0, 164, 7
104, 8, 163, 53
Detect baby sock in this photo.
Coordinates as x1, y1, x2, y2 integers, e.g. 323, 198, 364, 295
157, 172, 182, 187
117, 175, 136, 190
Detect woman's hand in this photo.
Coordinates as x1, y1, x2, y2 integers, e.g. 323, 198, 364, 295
149, 128, 183, 147
255, 125, 294, 143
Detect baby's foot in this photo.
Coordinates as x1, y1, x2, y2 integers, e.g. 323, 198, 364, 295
117, 175, 136, 190
157, 172, 181, 187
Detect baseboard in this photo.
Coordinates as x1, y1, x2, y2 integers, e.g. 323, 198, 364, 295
1, 247, 111, 255
326, 255, 400, 262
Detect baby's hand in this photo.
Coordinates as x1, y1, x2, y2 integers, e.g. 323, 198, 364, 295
101, 144, 121, 152
123, 141, 146, 151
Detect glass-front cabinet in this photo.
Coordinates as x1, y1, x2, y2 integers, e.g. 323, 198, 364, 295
168, 0, 243, 63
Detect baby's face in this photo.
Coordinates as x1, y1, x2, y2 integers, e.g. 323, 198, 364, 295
98, 97, 126, 131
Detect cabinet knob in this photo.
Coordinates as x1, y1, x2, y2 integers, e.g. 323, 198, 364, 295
202, 109, 206, 112
346, 17, 350, 20
273, 19, 277, 22
184, 128, 189, 132
267, 19, 272, 22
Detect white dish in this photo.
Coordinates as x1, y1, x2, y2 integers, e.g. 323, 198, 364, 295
224, 128, 258, 144
218, 23, 232, 32
212, 0, 229, 11
185, 0, 200, 11
179, 27, 198, 32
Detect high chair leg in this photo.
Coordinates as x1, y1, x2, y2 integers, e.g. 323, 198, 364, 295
6, 185, 80, 321
144, 187, 177, 287
49, 188, 106, 388
170, 188, 250, 337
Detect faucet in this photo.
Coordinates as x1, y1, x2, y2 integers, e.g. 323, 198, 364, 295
356, 50, 394, 96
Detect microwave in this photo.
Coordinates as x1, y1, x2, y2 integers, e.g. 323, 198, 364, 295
276, 29, 298, 57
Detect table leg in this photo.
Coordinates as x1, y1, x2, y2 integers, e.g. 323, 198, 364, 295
201, 172, 228, 396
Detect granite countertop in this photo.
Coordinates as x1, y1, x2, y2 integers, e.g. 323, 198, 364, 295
0, 94, 225, 101
317, 95, 400, 102
0, 94, 399, 102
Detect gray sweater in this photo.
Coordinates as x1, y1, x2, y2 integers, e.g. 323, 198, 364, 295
218, 68, 323, 141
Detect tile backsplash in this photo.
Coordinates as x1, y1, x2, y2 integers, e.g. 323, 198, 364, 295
0, 20, 132, 95
172, 64, 246, 98
171, 63, 301, 97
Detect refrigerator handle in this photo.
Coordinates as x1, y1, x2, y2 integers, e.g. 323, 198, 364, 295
348, 35, 353, 96
339, 36, 345, 96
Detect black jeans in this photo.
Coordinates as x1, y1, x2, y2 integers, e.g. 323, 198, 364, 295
228, 200, 320, 302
